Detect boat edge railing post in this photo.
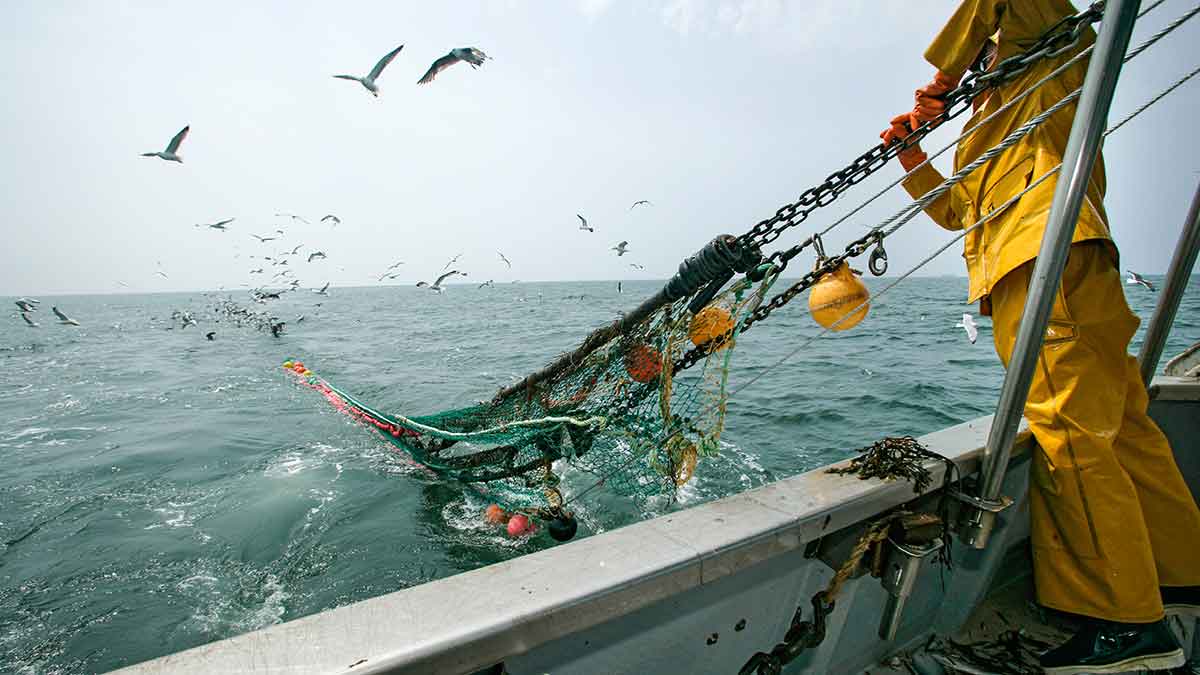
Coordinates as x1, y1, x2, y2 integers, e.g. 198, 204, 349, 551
1138, 180, 1200, 386
955, 0, 1143, 549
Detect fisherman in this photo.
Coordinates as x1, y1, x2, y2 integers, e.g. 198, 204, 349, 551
882, 1, 1200, 672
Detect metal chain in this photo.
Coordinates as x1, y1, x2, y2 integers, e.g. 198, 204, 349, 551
738, 517, 896, 675
734, 3, 1103, 253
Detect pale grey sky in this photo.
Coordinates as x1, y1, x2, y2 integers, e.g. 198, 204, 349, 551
2, 0, 1198, 296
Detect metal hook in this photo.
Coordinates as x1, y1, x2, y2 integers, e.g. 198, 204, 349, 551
811, 234, 827, 262
869, 240, 888, 276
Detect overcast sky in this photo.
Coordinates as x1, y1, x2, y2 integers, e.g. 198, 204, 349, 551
2, 0, 1198, 296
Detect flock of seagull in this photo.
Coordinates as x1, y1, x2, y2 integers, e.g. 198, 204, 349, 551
23, 35, 1166, 343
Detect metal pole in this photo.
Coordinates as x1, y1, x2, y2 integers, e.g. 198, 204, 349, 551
961, 0, 1142, 549
1138, 181, 1200, 386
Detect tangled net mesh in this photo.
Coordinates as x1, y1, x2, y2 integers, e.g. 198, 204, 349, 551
293, 271, 775, 513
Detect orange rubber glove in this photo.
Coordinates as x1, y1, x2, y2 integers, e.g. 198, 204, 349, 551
911, 70, 960, 125
880, 113, 927, 172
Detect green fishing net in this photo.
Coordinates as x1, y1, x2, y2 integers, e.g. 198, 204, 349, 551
293, 270, 778, 514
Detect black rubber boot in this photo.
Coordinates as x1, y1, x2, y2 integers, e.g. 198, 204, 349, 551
1038, 618, 1183, 674
1162, 585, 1200, 618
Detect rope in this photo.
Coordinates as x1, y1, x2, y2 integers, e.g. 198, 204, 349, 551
825, 517, 895, 601
819, 0, 1188, 242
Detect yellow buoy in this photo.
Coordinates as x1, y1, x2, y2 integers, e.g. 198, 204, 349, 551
808, 262, 869, 331
688, 306, 735, 350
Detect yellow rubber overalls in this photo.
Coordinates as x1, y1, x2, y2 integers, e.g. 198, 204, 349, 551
900, 0, 1200, 621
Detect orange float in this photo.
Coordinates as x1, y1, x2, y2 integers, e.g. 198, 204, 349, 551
485, 504, 508, 524
688, 306, 735, 349
808, 262, 870, 331
624, 343, 663, 383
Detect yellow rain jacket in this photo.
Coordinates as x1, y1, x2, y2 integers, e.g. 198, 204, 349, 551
900, 0, 1114, 307
902, 0, 1200, 623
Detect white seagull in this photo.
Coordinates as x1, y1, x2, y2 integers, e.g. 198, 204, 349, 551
251, 234, 277, 243
313, 282, 330, 295
630, 200, 652, 210
577, 214, 593, 232
417, 47, 490, 85
385, 260, 405, 271
196, 218, 234, 231
498, 251, 511, 269
141, 125, 190, 163
629, 262, 645, 270
1126, 270, 1157, 291
20, 312, 39, 328
16, 297, 41, 309
612, 241, 629, 256
307, 251, 327, 263
478, 279, 494, 289
334, 44, 404, 97
955, 313, 979, 344
441, 252, 464, 271
15, 299, 38, 313
417, 270, 465, 293
52, 306, 80, 326
320, 214, 341, 226
275, 213, 310, 225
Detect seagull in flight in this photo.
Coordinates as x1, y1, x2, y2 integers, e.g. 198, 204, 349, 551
630, 200, 652, 210
141, 125, 190, 163
417, 270, 465, 293
16, 297, 41, 310
1126, 270, 1156, 291
156, 270, 169, 279
334, 44, 404, 97
577, 214, 593, 232
20, 312, 39, 328
197, 218, 234, 231
251, 234, 277, 243
275, 213, 310, 225
498, 251, 512, 269
612, 241, 629, 256
955, 314, 979, 344
52, 306, 80, 326
629, 263, 645, 270
15, 299, 38, 313
385, 260, 405, 271
307, 251, 327, 263
442, 252, 464, 271
417, 47, 490, 85
312, 282, 330, 295
478, 279, 494, 289
250, 268, 264, 274
320, 214, 341, 226
287, 244, 304, 255
378, 272, 402, 281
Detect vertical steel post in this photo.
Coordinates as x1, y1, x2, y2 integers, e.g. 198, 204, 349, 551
1138, 181, 1200, 386
960, 0, 1142, 549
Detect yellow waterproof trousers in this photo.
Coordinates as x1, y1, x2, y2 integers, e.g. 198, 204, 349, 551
989, 241, 1200, 622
